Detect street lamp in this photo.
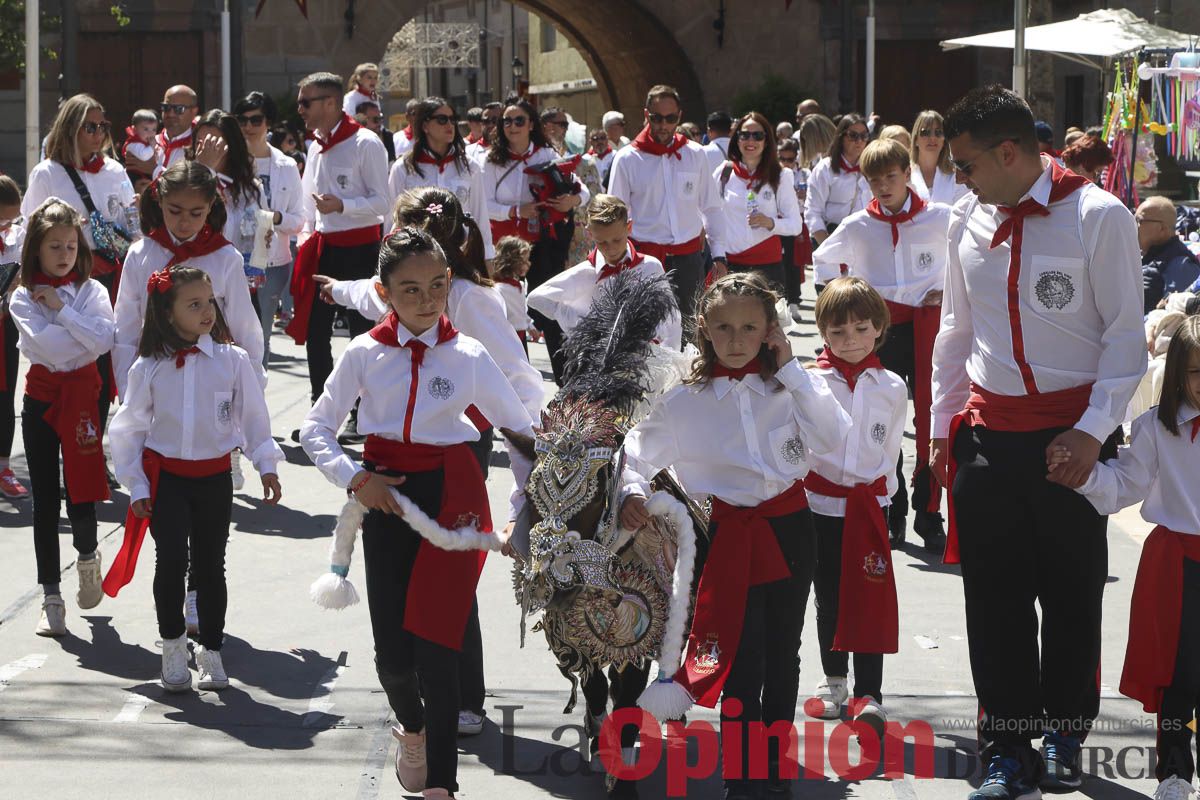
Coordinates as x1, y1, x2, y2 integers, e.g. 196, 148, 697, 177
511, 56, 525, 95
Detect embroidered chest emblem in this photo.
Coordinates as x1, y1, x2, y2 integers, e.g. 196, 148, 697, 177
1035, 270, 1075, 311
863, 551, 889, 580
871, 422, 886, 445
760, 188, 774, 201
683, 180, 695, 194
781, 435, 806, 465
916, 251, 934, 271
692, 634, 721, 675
216, 399, 233, 424
428, 376, 454, 399
335, 174, 349, 190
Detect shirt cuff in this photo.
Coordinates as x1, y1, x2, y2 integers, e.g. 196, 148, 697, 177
1076, 467, 1100, 496
1074, 408, 1118, 446
932, 411, 956, 440
774, 358, 809, 391
130, 480, 151, 504
332, 454, 363, 489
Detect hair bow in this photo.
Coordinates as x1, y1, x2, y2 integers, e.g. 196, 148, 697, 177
426, 203, 444, 217
147, 268, 174, 294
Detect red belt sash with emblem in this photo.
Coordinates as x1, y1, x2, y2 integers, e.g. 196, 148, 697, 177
25, 363, 109, 504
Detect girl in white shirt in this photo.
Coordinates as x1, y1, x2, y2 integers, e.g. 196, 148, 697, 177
343, 63, 381, 118
804, 115, 872, 248
491, 235, 535, 355
107, 266, 282, 694
301, 228, 535, 799
1051, 318, 1200, 800
908, 110, 969, 206
11, 200, 116, 637
619, 272, 850, 798
802, 277, 906, 737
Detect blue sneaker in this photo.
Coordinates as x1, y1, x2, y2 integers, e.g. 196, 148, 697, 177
969, 756, 1042, 800
1039, 731, 1083, 791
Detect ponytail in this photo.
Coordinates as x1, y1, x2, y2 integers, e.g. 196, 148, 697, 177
394, 186, 492, 287
138, 160, 228, 236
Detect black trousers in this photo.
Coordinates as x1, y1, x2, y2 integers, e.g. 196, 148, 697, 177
779, 236, 801, 304
876, 322, 936, 518
1157, 557, 1200, 782
23, 396, 98, 585
0, 313, 18, 458
527, 221, 572, 384
952, 424, 1119, 767
362, 466, 461, 794
583, 662, 652, 748
457, 428, 494, 716
664, 250, 707, 337
718, 508, 816, 783
729, 260, 786, 298
305, 241, 379, 402
812, 512, 884, 702
149, 469, 233, 650
92, 271, 116, 437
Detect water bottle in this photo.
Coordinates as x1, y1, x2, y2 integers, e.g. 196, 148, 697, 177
746, 189, 759, 219
125, 203, 141, 238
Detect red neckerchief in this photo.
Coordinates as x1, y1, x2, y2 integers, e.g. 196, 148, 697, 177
403, 125, 414, 141
494, 277, 523, 289
174, 345, 202, 368
415, 146, 458, 174
632, 126, 687, 160
730, 158, 765, 191
711, 361, 761, 381
866, 190, 927, 249
816, 346, 882, 391
840, 156, 860, 174
157, 128, 192, 164
465, 133, 480, 145
587, 146, 611, 158
368, 311, 458, 350
78, 154, 105, 175
147, 225, 233, 268
506, 144, 539, 165
315, 114, 362, 153
990, 160, 1090, 250
1191, 416, 1200, 443
33, 271, 77, 288
589, 244, 646, 282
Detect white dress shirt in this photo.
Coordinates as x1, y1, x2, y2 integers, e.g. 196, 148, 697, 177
393, 128, 416, 159
1077, 404, 1200, 535
607, 139, 725, 255
586, 148, 616, 188
0, 223, 26, 259
702, 137, 730, 175
930, 158, 1146, 442
482, 144, 590, 226
10, 279, 115, 372
910, 165, 970, 206
494, 280, 531, 334
328, 278, 545, 422
114, 235, 265, 397
804, 366, 907, 517
526, 246, 682, 350
22, 158, 137, 251
109, 335, 283, 502
301, 121, 391, 235
803, 156, 871, 234
621, 359, 852, 507
300, 323, 535, 508
389, 153, 495, 260
343, 89, 377, 118
159, 129, 192, 172
710, 165, 804, 259
812, 196, 952, 305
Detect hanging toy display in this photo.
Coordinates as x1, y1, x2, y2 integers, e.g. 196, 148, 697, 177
1102, 58, 1143, 205
1140, 50, 1200, 166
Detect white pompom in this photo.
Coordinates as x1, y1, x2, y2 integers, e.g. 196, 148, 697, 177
637, 678, 694, 721
309, 572, 360, 610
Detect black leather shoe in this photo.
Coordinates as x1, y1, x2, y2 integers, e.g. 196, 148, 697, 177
913, 511, 947, 553
888, 504, 907, 548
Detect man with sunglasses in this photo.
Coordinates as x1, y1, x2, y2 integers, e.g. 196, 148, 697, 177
467, 102, 502, 165
608, 84, 725, 325
287, 72, 390, 431
156, 85, 200, 174
356, 101, 397, 164
929, 85, 1144, 800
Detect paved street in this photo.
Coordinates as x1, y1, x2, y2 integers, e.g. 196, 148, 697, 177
0, 279, 1165, 800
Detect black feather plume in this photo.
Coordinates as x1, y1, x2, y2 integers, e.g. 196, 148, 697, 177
555, 270, 678, 414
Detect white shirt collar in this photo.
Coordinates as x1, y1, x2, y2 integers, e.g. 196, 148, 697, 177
395, 320, 443, 348
879, 194, 913, 216
712, 372, 767, 400
1178, 403, 1199, 425
196, 333, 215, 357
1013, 156, 1055, 208
596, 243, 634, 269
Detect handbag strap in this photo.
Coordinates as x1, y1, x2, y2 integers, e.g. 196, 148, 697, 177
62, 165, 100, 216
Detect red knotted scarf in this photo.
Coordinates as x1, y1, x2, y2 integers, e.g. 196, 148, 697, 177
25, 363, 108, 504
632, 126, 687, 160
865, 191, 927, 249
146, 225, 233, 268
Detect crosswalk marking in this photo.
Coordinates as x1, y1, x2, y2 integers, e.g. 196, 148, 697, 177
0, 653, 48, 693
112, 692, 153, 723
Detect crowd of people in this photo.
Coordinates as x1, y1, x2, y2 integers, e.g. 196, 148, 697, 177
2, 60, 1199, 800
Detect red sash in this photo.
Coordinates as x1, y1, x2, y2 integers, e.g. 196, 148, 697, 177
803, 472, 897, 653
286, 225, 382, 344
1120, 526, 1200, 713
102, 449, 231, 597
884, 300, 942, 512
629, 233, 705, 262
943, 381, 1093, 564
675, 481, 807, 707
728, 236, 783, 266
364, 435, 492, 651
25, 363, 108, 504
793, 222, 813, 282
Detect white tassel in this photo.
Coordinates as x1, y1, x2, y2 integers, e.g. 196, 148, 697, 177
387, 488, 504, 552
635, 491, 698, 721
310, 571, 360, 609
310, 498, 366, 610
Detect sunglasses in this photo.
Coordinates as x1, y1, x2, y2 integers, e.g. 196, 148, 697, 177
951, 138, 1015, 176
779, 155, 797, 164
647, 113, 680, 125
297, 95, 335, 109
502, 116, 528, 127
844, 130, 869, 142
237, 113, 267, 127
429, 113, 457, 125
919, 127, 945, 138
160, 103, 193, 115
81, 121, 111, 135
737, 130, 766, 141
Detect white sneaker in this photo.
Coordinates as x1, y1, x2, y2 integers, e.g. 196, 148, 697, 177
184, 590, 198, 636
391, 726, 427, 791
76, 553, 103, 610
195, 645, 229, 690
457, 709, 484, 736
854, 697, 888, 740
806, 676, 848, 720
1153, 776, 1197, 800
230, 449, 245, 491
35, 595, 67, 637
161, 634, 192, 692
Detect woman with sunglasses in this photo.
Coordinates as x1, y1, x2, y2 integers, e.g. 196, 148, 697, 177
23, 93, 138, 456
708, 111, 802, 293
804, 114, 872, 248
232, 92, 304, 368
908, 110, 969, 206
390, 97, 494, 261
484, 96, 589, 383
